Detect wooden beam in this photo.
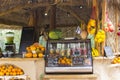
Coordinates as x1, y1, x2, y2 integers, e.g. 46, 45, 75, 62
50, 4, 56, 30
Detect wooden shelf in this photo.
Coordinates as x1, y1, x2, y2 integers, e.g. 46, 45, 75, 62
108, 64, 120, 68
0, 58, 44, 61
93, 56, 115, 60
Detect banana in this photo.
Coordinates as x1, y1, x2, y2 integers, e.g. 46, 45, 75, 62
92, 48, 100, 57
92, 51, 96, 57
94, 49, 99, 56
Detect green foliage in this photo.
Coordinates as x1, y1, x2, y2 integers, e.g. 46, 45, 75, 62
49, 29, 62, 39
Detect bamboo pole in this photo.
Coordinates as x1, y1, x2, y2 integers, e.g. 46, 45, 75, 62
101, 0, 106, 56
115, 7, 118, 53
92, 0, 101, 55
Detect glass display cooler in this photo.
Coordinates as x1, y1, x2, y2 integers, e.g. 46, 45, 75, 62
45, 39, 93, 74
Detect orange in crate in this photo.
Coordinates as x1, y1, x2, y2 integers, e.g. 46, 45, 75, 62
24, 52, 33, 58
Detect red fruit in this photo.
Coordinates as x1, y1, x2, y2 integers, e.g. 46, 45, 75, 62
109, 28, 114, 32
108, 25, 114, 32
117, 32, 120, 36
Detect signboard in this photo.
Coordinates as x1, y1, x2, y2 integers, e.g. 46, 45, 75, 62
104, 46, 113, 57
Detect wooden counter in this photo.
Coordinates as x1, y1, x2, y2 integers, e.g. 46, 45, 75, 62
0, 57, 119, 80
0, 58, 45, 80
44, 74, 97, 80
93, 56, 120, 80
43, 57, 120, 80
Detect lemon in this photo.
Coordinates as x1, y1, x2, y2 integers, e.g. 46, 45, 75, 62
97, 39, 102, 43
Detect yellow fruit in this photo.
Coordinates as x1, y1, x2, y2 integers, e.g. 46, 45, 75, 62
30, 46, 36, 51
8, 65, 14, 69
7, 69, 11, 73
112, 60, 117, 64
118, 57, 120, 60
89, 29, 96, 34
63, 57, 67, 60
25, 53, 33, 58
100, 35, 105, 39
97, 39, 102, 43
19, 71, 24, 75
92, 48, 99, 57
33, 53, 38, 58
12, 68, 16, 72
38, 53, 44, 58
61, 60, 66, 64
33, 42, 40, 47
12, 72, 17, 76
41, 47, 45, 52
0, 72, 4, 76
26, 47, 31, 52
1, 65, 5, 69
117, 59, 120, 63
95, 29, 105, 43
6, 72, 10, 76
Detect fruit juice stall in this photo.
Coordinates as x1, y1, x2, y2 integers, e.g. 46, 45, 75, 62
0, 0, 120, 80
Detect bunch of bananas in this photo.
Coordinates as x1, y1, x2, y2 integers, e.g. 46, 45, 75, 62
95, 30, 105, 43
92, 48, 100, 57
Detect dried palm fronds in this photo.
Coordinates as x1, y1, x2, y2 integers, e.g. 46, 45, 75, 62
108, 0, 120, 12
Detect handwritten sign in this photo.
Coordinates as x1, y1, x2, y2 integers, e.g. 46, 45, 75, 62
104, 46, 113, 57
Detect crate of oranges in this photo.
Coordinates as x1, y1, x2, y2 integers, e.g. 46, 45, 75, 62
111, 56, 120, 64
24, 43, 45, 58
0, 64, 24, 76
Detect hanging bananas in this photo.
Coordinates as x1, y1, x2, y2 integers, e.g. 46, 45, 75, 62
92, 48, 100, 57
95, 29, 106, 43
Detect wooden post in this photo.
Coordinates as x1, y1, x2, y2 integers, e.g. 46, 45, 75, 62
28, 9, 41, 42
34, 9, 40, 42
115, 8, 118, 53
101, 0, 106, 56
50, 4, 56, 30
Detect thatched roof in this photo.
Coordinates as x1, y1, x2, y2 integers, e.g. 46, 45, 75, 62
0, 0, 120, 27
108, 0, 120, 11
0, 0, 94, 27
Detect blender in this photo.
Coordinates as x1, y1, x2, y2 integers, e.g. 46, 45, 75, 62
4, 32, 16, 57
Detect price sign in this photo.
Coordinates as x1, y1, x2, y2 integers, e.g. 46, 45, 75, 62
104, 46, 113, 57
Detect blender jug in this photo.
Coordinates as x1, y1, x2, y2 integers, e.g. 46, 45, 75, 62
6, 32, 14, 44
